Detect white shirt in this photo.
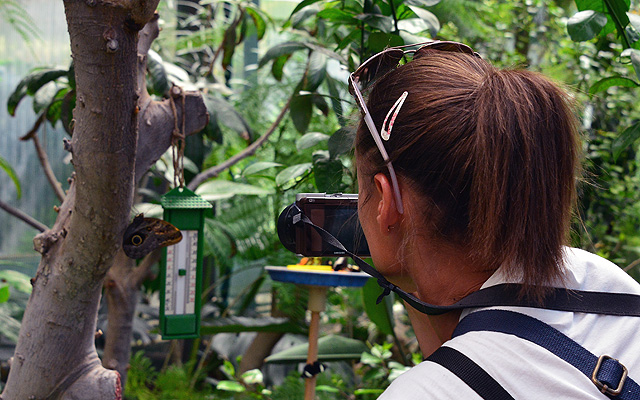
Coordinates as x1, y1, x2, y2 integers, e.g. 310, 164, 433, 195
379, 248, 640, 399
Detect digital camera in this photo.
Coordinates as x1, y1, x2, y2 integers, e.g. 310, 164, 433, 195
277, 193, 370, 257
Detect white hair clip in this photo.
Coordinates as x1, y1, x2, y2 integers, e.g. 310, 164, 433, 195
381, 91, 409, 141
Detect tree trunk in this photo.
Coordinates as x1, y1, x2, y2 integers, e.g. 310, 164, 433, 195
1, 0, 207, 398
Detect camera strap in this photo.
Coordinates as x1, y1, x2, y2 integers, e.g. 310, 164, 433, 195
291, 206, 640, 316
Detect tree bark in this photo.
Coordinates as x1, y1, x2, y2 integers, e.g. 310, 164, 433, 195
100, 14, 207, 386
1, 0, 206, 398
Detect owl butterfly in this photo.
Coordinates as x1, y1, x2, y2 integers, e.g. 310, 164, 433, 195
122, 214, 182, 259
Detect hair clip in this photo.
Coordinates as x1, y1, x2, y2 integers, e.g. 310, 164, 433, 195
381, 91, 408, 141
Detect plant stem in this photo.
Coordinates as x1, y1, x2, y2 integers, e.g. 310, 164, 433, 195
388, 0, 399, 35
20, 114, 66, 203
187, 95, 293, 190
0, 199, 49, 232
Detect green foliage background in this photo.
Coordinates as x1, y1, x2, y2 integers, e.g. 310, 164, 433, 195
5, 0, 640, 397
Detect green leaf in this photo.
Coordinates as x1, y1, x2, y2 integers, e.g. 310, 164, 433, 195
290, 90, 313, 133
7, 77, 28, 116
368, 32, 405, 53
306, 52, 327, 91
25, 68, 68, 96
243, 161, 284, 176
312, 94, 330, 116
258, 41, 308, 68
202, 111, 223, 144
589, 76, 639, 94
362, 278, 395, 335
567, 10, 607, 41
275, 163, 313, 187
59, 89, 75, 135
0, 155, 21, 199
271, 54, 290, 81
326, 76, 346, 126
313, 157, 345, 192
291, 8, 318, 28
317, 8, 357, 24
398, 18, 431, 34
32, 81, 59, 115
265, 335, 368, 363
612, 121, 640, 161
222, 25, 238, 70
204, 95, 253, 139
288, 0, 323, 20
196, 180, 272, 201
297, 132, 330, 151
0, 286, 9, 303
328, 128, 355, 158
223, 360, 236, 377
216, 380, 245, 392
408, 6, 440, 37
241, 369, 264, 385
630, 49, 640, 81
147, 50, 170, 96
317, 385, 340, 393
371, 344, 392, 360
0, 270, 33, 294
246, 7, 266, 40
360, 351, 383, 366
403, 0, 441, 6
604, 0, 631, 47
356, 14, 394, 33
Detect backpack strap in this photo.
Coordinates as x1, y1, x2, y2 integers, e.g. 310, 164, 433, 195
452, 309, 640, 399
426, 346, 515, 400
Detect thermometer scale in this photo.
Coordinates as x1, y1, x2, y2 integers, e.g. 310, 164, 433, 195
164, 230, 198, 316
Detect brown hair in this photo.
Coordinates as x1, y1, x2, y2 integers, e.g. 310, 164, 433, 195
356, 50, 581, 301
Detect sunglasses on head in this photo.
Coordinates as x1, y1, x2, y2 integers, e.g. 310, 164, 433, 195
349, 40, 480, 215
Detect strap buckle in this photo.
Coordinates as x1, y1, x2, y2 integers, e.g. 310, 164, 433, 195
591, 355, 628, 396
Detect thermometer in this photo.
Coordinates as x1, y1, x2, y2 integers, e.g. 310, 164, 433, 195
164, 230, 198, 316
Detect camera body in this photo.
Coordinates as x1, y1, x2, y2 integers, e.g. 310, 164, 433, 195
277, 193, 370, 257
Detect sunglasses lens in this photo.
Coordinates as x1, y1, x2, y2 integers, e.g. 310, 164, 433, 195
353, 49, 403, 92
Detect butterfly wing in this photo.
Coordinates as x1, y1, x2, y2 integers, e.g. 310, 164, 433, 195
122, 214, 182, 259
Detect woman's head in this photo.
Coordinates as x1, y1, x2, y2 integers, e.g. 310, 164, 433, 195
355, 49, 581, 300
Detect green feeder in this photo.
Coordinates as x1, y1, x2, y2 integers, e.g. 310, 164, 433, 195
159, 187, 212, 339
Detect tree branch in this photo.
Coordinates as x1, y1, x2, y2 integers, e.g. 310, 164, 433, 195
624, 258, 640, 272
187, 96, 293, 190
134, 15, 208, 182
20, 114, 66, 203
131, 248, 161, 287
0, 199, 49, 232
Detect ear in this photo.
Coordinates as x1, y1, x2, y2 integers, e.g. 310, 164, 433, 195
373, 173, 401, 235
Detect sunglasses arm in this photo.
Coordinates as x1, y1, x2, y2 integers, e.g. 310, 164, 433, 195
362, 112, 405, 215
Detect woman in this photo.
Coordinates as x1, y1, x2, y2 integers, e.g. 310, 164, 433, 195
351, 42, 640, 398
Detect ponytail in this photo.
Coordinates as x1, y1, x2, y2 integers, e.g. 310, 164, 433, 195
356, 53, 581, 301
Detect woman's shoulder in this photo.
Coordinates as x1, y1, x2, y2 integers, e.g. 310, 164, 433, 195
378, 358, 482, 400
561, 247, 640, 294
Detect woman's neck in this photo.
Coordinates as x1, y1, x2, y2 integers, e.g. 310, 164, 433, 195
401, 236, 496, 356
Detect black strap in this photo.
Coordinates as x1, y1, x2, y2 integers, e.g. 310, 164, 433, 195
426, 346, 515, 400
453, 310, 640, 399
292, 207, 640, 316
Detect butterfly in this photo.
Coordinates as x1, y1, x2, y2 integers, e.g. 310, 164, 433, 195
122, 214, 182, 259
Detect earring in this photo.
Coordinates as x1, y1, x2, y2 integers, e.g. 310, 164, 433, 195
387, 225, 394, 232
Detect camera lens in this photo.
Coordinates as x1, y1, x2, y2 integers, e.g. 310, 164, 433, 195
277, 204, 298, 254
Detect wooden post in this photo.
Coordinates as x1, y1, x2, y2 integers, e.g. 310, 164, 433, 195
304, 285, 328, 400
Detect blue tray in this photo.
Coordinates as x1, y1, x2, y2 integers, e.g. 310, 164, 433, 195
265, 266, 371, 287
